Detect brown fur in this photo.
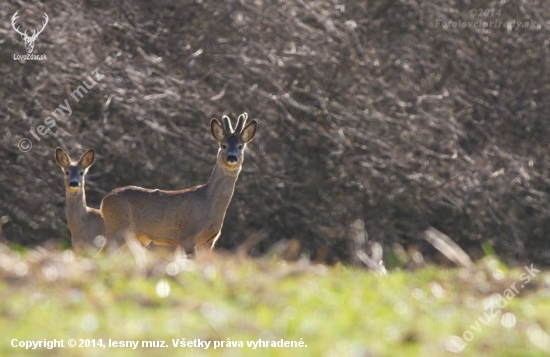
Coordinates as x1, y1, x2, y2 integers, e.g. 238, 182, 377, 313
100, 113, 258, 254
55, 148, 106, 251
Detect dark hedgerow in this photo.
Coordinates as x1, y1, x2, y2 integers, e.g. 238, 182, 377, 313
1, 0, 549, 265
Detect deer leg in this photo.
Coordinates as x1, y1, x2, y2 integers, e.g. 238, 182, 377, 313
101, 222, 129, 253
179, 235, 198, 257
100, 203, 132, 253
194, 231, 221, 253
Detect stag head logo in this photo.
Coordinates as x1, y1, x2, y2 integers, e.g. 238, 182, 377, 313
12, 11, 48, 54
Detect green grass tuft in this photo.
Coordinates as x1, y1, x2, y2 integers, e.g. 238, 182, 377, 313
0, 247, 549, 356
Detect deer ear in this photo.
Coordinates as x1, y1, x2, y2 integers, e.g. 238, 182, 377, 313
241, 120, 258, 143
79, 149, 95, 170
55, 147, 71, 168
211, 119, 225, 142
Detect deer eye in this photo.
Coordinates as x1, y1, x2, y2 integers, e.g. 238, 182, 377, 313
239, 145, 243, 150
80, 172, 84, 175
222, 144, 227, 149
65, 172, 69, 175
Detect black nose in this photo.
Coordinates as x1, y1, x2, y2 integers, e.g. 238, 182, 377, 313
227, 155, 238, 163
69, 181, 79, 187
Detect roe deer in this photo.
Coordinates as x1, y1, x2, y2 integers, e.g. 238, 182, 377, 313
100, 113, 258, 254
55, 148, 106, 251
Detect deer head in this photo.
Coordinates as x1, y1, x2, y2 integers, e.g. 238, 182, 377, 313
12, 11, 48, 54
56, 148, 95, 193
211, 113, 258, 171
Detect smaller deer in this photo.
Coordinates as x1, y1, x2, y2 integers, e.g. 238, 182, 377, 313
56, 148, 105, 251
100, 113, 258, 254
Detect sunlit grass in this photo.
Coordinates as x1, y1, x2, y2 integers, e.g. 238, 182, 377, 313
0, 246, 549, 356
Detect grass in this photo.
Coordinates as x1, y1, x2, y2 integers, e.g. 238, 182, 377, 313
0, 245, 549, 357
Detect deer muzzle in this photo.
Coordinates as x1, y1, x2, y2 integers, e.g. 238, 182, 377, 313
227, 154, 238, 164
69, 180, 80, 188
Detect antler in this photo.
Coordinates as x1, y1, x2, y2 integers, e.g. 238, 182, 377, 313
11, 11, 27, 38
28, 13, 49, 40
234, 113, 248, 133
11, 12, 48, 40
221, 115, 233, 133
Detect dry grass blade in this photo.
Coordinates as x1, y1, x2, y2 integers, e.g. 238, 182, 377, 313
422, 227, 473, 269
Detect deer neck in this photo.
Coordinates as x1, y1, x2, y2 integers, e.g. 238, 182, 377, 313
204, 160, 240, 217
65, 188, 88, 228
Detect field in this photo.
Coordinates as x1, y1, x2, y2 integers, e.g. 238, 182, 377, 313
1, 246, 549, 357
2, 1, 550, 355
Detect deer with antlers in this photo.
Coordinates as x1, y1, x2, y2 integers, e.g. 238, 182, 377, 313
100, 113, 258, 255
12, 11, 48, 54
